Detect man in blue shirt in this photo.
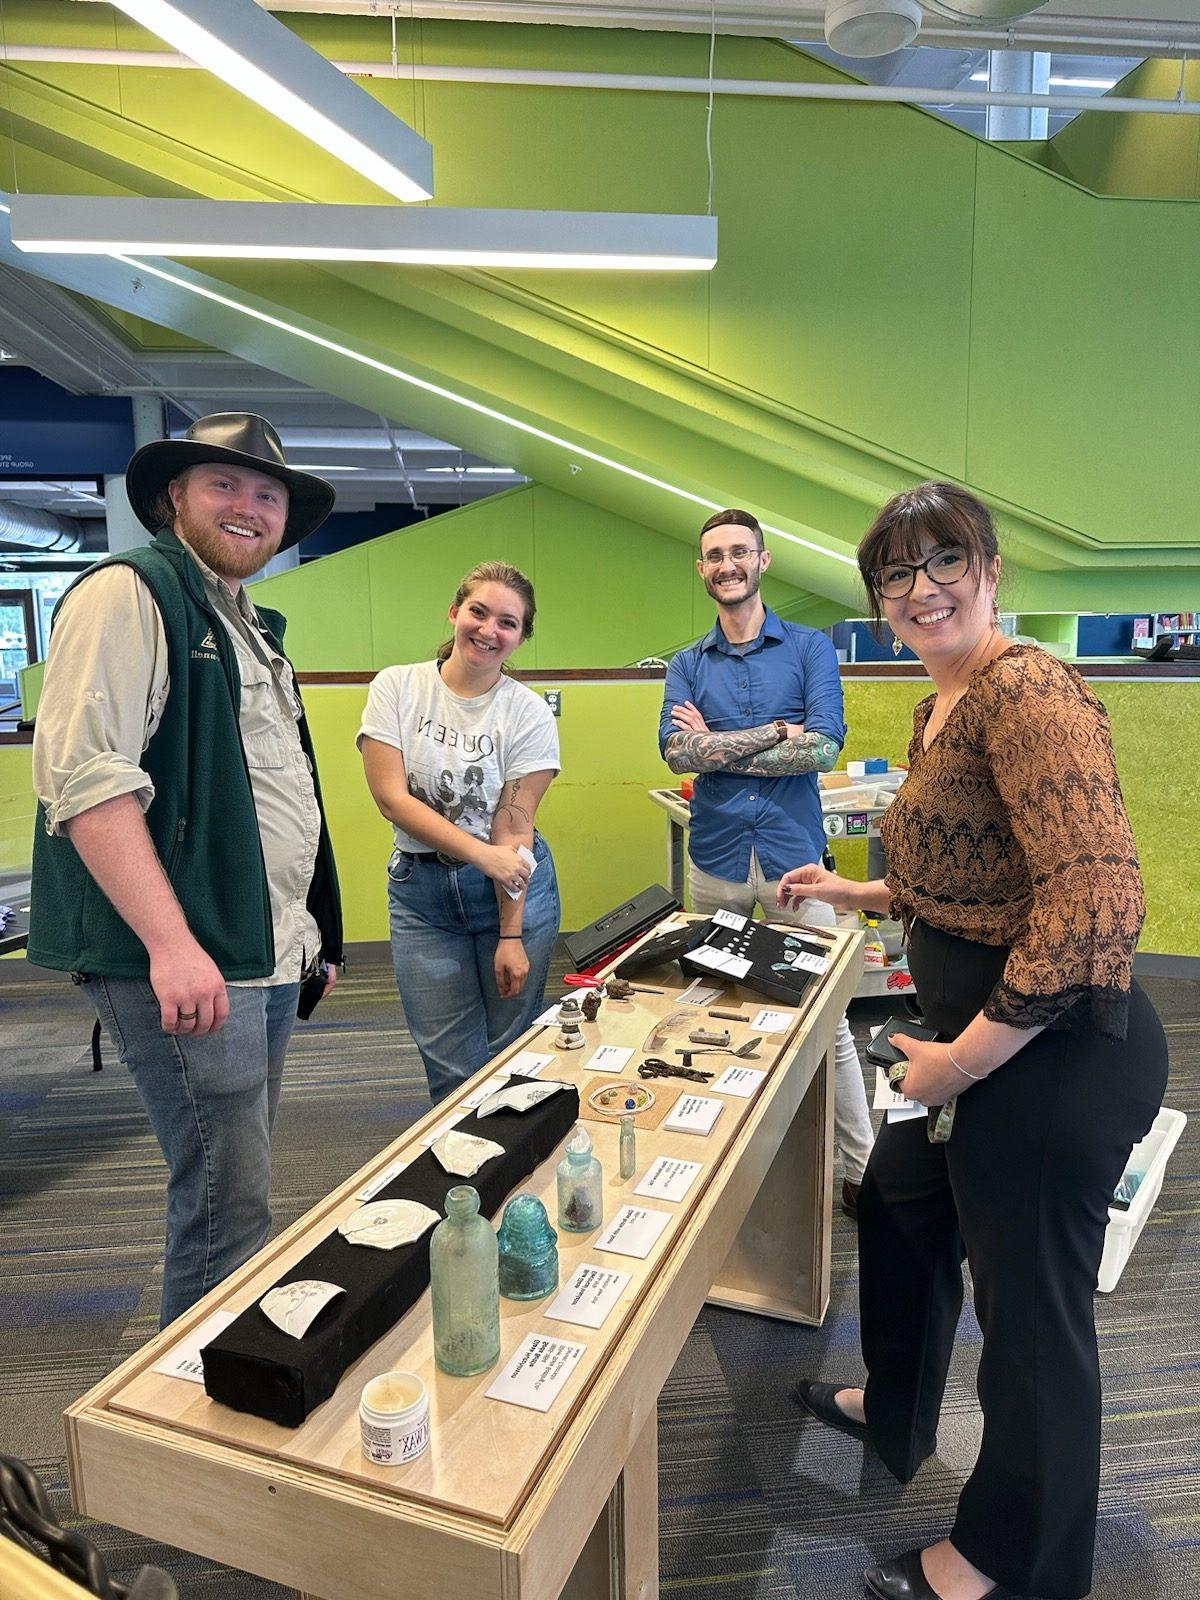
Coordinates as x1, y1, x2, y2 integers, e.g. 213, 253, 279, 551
658, 509, 873, 1215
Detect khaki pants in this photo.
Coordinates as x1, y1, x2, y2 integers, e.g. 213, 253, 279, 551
687, 853, 874, 1184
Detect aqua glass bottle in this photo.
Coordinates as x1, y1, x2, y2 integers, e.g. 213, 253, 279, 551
430, 1185, 500, 1377
619, 1112, 637, 1181
557, 1124, 603, 1233
497, 1193, 559, 1301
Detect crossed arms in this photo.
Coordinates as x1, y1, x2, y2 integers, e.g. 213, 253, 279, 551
663, 702, 841, 776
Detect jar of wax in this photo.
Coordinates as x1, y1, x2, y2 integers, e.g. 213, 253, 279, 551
359, 1370, 430, 1465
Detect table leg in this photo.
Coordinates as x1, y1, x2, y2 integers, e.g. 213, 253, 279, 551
558, 1407, 658, 1600
706, 1043, 834, 1325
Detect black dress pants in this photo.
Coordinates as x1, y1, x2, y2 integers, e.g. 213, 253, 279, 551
859, 921, 1167, 1599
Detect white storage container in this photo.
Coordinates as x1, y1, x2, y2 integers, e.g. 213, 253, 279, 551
1097, 1107, 1187, 1294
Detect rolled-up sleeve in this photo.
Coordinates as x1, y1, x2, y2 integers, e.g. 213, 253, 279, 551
33, 566, 169, 835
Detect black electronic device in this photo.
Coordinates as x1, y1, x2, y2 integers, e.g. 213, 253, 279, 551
564, 884, 682, 971
864, 1014, 939, 1068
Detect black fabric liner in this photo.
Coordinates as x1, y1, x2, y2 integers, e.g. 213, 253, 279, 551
202, 1078, 580, 1427
680, 921, 822, 1007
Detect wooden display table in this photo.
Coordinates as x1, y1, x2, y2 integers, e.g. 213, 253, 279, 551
65, 919, 862, 1600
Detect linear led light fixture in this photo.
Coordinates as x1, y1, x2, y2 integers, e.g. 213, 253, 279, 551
10, 197, 718, 272
105, 0, 432, 202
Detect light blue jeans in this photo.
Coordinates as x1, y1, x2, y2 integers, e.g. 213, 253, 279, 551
387, 833, 561, 1105
86, 976, 300, 1327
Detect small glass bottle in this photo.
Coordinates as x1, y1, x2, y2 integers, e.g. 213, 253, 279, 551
429, 1185, 500, 1377
497, 1193, 559, 1301
557, 1124, 603, 1233
619, 1110, 637, 1181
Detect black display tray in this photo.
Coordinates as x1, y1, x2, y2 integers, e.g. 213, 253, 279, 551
201, 1077, 580, 1427
679, 919, 828, 1006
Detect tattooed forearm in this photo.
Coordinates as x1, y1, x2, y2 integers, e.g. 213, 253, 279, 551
492, 777, 533, 833
663, 724, 782, 774
726, 732, 841, 776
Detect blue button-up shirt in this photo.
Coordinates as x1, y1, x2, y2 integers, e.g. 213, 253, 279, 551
658, 608, 845, 883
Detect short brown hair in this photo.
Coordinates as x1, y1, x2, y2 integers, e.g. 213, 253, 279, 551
698, 508, 764, 552
857, 481, 999, 628
437, 560, 537, 668
147, 466, 197, 532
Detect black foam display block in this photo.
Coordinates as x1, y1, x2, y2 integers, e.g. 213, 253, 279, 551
201, 1078, 580, 1427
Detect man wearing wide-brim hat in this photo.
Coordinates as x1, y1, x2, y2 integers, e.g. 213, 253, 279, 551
30, 413, 344, 1327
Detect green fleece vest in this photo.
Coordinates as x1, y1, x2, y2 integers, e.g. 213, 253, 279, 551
28, 529, 343, 980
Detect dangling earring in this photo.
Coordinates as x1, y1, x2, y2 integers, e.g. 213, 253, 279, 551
892, 632, 903, 658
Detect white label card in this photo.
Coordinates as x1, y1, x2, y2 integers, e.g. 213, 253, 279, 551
689, 945, 753, 980
585, 1044, 634, 1075
635, 1155, 702, 1203
546, 1264, 631, 1329
503, 843, 539, 901
418, 1112, 465, 1147
595, 1203, 673, 1259
678, 979, 722, 1006
152, 1310, 237, 1384
873, 1067, 927, 1119
711, 908, 748, 930
752, 1008, 794, 1033
355, 1156, 411, 1202
710, 1065, 767, 1099
485, 1334, 587, 1413
506, 1050, 555, 1078
535, 1002, 562, 1024
663, 1094, 724, 1136
790, 950, 831, 975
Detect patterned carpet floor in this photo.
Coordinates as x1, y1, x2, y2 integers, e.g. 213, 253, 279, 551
0, 952, 1196, 1599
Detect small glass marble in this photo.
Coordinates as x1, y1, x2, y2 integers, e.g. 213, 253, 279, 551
557, 1124, 603, 1233
497, 1192, 559, 1301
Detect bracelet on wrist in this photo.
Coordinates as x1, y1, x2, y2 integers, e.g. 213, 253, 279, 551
497, 933, 524, 941
946, 1045, 983, 1082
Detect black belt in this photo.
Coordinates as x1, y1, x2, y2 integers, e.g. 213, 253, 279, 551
404, 849, 466, 868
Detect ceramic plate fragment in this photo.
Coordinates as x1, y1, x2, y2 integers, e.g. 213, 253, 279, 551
432, 1129, 505, 1176
260, 1280, 345, 1338
338, 1199, 440, 1250
475, 1079, 569, 1119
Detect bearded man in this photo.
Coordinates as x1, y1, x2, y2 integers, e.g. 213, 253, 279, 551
30, 414, 343, 1325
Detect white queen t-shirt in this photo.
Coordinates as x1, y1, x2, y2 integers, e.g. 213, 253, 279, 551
357, 660, 560, 851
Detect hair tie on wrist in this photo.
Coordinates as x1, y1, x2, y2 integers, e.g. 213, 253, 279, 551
497, 933, 523, 940
947, 1045, 983, 1082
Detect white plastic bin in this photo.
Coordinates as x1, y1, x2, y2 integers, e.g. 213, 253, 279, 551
1096, 1107, 1187, 1294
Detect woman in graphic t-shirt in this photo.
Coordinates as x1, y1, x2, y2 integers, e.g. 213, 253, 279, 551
358, 561, 561, 1103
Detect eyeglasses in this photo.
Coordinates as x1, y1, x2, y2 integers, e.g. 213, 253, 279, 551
869, 548, 969, 599
701, 544, 761, 567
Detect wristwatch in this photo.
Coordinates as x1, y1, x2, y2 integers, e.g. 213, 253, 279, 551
773, 719, 789, 745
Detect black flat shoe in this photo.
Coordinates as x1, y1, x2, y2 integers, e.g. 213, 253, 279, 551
863, 1549, 1007, 1600
790, 1378, 868, 1442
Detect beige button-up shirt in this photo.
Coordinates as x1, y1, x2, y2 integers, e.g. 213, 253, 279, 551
32, 538, 322, 986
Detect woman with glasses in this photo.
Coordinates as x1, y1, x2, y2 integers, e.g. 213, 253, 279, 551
778, 482, 1166, 1600
357, 561, 561, 1104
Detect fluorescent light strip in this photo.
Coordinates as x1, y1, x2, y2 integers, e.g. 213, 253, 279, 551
108, 0, 432, 201
11, 198, 718, 272
0, 201, 850, 570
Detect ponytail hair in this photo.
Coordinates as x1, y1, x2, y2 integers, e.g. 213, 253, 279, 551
437, 560, 537, 670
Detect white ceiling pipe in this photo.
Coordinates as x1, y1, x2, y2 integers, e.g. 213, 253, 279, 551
1, 42, 1196, 114
0, 502, 83, 550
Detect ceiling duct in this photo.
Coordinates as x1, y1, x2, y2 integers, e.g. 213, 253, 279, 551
922, 0, 1049, 24
0, 502, 83, 551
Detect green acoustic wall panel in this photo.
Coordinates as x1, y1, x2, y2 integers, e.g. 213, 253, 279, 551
367, 490, 536, 667
968, 155, 1200, 548
252, 485, 817, 670
252, 544, 375, 673
0, 749, 36, 875
1047, 60, 1200, 200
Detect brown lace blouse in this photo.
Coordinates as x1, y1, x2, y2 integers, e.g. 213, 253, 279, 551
880, 645, 1144, 1037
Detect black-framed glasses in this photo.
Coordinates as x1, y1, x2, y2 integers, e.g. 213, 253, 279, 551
869, 548, 969, 599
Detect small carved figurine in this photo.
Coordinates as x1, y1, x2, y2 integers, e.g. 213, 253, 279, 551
554, 994, 586, 1050
580, 988, 603, 1023
604, 977, 634, 1000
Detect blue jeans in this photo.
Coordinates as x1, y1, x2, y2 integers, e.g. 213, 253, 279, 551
387, 833, 560, 1105
86, 976, 300, 1328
